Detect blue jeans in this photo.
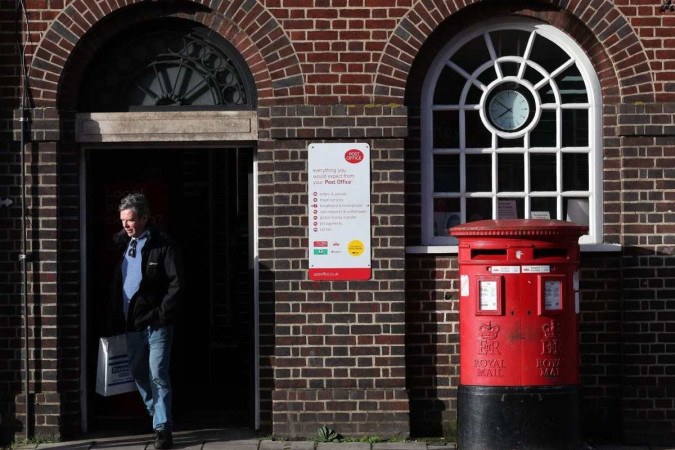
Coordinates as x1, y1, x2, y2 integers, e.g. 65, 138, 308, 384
126, 325, 174, 431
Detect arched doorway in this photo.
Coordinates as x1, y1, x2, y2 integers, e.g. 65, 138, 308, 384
78, 18, 259, 433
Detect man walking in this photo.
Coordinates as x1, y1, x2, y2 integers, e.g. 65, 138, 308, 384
109, 192, 183, 449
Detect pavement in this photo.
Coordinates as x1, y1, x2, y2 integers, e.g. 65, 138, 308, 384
7, 428, 673, 450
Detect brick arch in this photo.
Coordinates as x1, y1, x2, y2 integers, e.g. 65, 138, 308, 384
29, 0, 305, 109
375, 0, 654, 103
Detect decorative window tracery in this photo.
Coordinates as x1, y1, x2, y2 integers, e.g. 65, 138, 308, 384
421, 18, 602, 246
79, 20, 255, 112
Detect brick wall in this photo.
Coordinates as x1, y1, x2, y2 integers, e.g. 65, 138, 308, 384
0, 109, 22, 444
578, 254, 623, 441
0, 0, 21, 441
403, 252, 627, 442
0, 121, 66, 440
265, 102, 409, 436
5, 8, 69, 437
2, 0, 675, 444
20, 0, 664, 108
10, 115, 74, 438
405, 254, 458, 437
617, 118, 675, 443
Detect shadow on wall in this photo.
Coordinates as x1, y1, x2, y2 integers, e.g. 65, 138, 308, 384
403, 249, 633, 444
577, 251, 623, 444
1, 137, 49, 445
0, 403, 18, 447
256, 262, 276, 433
579, 245, 675, 447
617, 245, 675, 446
404, 254, 459, 438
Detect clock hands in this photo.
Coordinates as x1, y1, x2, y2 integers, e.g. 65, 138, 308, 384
496, 107, 513, 119
492, 97, 516, 118
494, 99, 510, 110
487, 87, 531, 131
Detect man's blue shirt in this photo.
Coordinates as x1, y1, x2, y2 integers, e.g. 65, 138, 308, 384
122, 232, 148, 318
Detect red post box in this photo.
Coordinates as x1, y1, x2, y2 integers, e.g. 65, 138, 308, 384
450, 219, 587, 450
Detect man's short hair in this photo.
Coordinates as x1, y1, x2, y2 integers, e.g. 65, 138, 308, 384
119, 192, 150, 218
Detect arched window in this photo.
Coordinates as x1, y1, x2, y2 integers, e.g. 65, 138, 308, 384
421, 18, 602, 246
78, 19, 256, 112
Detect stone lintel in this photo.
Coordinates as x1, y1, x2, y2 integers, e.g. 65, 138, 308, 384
76, 110, 258, 143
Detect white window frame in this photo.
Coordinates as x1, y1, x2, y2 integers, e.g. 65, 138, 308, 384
419, 18, 604, 251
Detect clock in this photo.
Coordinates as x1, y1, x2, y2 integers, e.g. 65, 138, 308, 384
487, 89, 530, 131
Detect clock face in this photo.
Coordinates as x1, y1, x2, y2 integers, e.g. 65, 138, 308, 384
487, 89, 531, 131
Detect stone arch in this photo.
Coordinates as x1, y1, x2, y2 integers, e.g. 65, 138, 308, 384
375, 0, 654, 104
29, 0, 305, 109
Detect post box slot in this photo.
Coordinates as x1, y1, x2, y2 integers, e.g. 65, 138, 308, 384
471, 249, 507, 260
533, 248, 568, 259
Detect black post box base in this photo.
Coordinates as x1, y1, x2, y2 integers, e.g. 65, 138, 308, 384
457, 385, 580, 450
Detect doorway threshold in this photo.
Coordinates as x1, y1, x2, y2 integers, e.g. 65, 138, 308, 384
14, 428, 258, 449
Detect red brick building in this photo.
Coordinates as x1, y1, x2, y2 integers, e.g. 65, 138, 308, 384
0, 0, 674, 445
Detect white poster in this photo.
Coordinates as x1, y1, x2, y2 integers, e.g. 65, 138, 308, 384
544, 280, 562, 310
498, 199, 518, 219
308, 143, 371, 281
479, 280, 498, 311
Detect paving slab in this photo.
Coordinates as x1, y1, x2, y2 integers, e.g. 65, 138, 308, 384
83, 432, 154, 449
374, 443, 427, 449
16, 434, 675, 450
316, 444, 370, 450
89, 439, 150, 449
168, 434, 206, 450
260, 441, 316, 450
592, 447, 649, 450
202, 439, 260, 449
34, 444, 93, 450
16, 440, 92, 450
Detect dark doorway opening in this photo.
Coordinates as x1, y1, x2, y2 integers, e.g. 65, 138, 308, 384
85, 147, 255, 432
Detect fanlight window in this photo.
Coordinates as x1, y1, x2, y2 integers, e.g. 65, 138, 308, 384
421, 19, 601, 246
79, 20, 255, 112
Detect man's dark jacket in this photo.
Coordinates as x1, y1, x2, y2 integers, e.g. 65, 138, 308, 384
109, 225, 184, 333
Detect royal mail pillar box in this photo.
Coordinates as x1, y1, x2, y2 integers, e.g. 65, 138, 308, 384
450, 219, 587, 450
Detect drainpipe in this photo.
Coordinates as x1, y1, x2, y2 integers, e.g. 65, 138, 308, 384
19, 95, 31, 442
19, 113, 30, 441
16, 0, 32, 440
